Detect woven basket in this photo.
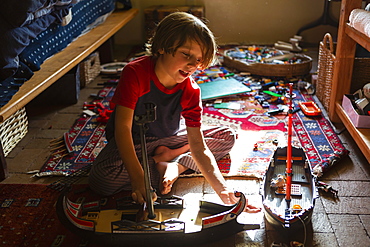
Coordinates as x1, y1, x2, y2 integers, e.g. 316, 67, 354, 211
222, 47, 312, 77
0, 108, 28, 157
316, 33, 335, 111
80, 52, 101, 87
316, 33, 370, 111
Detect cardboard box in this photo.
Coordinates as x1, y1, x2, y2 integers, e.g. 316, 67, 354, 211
342, 94, 370, 128
144, 5, 204, 39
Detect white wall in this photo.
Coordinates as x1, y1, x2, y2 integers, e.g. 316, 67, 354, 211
115, 0, 340, 46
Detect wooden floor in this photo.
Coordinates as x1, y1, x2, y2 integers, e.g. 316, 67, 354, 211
2, 49, 370, 247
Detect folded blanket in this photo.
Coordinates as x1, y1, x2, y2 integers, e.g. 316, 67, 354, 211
0, 12, 62, 80
20, 0, 115, 72
0, 0, 81, 28
349, 8, 370, 37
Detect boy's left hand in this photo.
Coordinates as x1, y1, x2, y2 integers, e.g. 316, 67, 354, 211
219, 190, 262, 213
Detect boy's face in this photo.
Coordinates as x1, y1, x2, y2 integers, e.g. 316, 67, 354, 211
156, 39, 203, 88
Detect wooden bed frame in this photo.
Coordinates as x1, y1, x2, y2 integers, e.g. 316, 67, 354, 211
0, 8, 138, 181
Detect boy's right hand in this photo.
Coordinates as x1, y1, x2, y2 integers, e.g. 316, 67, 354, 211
131, 187, 158, 204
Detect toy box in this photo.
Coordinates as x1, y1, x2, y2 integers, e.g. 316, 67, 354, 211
144, 5, 204, 39
342, 94, 370, 128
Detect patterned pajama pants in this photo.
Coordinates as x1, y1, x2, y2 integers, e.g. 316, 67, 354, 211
88, 126, 236, 196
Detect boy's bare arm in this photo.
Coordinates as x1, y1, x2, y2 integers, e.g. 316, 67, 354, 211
186, 126, 232, 201
114, 105, 156, 204
186, 127, 262, 212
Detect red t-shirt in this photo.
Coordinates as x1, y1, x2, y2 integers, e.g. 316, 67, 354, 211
110, 56, 202, 138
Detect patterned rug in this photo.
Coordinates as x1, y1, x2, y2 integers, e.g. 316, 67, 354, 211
201, 90, 349, 177
292, 92, 349, 176
38, 86, 348, 179
37, 87, 114, 176
202, 102, 287, 177
0, 184, 106, 247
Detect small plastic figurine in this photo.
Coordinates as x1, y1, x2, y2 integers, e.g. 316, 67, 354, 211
316, 181, 338, 198
270, 174, 286, 188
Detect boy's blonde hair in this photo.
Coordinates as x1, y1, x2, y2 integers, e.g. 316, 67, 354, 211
146, 12, 217, 69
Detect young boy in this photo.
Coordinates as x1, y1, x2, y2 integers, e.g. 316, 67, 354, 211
88, 12, 260, 212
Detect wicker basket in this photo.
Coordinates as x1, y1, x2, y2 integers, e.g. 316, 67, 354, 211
316, 33, 335, 111
316, 33, 370, 111
222, 48, 312, 78
0, 108, 28, 157
80, 52, 101, 87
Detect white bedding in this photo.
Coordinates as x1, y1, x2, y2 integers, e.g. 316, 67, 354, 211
349, 8, 370, 37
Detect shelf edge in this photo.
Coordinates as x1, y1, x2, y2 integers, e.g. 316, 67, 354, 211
335, 101, 370, 163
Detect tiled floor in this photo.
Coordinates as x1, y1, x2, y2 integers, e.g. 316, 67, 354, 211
2, 48, 370, 247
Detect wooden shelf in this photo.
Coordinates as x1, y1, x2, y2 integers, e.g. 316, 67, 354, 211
328, 0, 370, 163
335, 101, 370, 163
345, 23, 370, 52
0, 8, 138, 123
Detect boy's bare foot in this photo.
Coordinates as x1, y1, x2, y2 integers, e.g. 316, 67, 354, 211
156, 161, 188, 195
153, 145, 190, 195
